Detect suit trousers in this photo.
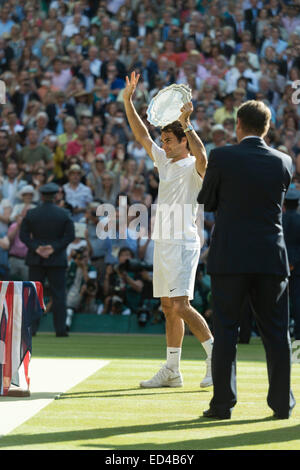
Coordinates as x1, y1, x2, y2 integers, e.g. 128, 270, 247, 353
210, 273, 295, 417
29, 266, 67, 336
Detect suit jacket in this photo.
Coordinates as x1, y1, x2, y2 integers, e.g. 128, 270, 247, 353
20, 201, 75, 267
45, 103, 77, 133
282, 209, 300, 275
11, 91, 41, 119
197, 137, 293, 275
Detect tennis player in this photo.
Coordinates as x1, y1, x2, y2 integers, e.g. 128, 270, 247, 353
123, 72, 213, 388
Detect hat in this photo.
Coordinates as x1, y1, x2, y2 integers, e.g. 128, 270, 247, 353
278, 145, 289, 153
95, 153, 106, 161
285, 188, 300, 201
39, 182, 60, 194
222, 92, 234, 101
80, 109, 93, 118
67, 164, 83, 175
74, 90, 92, 98
212, 124, 226, 134
18, 185, 35, 197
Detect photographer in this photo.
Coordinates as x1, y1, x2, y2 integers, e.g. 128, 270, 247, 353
102, 247, 144, 316
65, 246, 97, 330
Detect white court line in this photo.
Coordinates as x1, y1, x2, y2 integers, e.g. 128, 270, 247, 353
0, 358, 109, 436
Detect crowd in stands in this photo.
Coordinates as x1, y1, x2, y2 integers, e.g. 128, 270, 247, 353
0, 0, 299, 333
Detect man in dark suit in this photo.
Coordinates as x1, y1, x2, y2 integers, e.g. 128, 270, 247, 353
11, 72, 41, 120
45, 91, 77, 134
198, 100, 296, 420
283, 189, 300, 340
20, 183, 75, 337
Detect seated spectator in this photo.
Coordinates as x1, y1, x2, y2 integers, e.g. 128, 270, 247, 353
213, 92, 238, 125
65, 124, 89, 158
66, 222, 88, 263
102, 247, 144, 315
0, 189, 12, 235
205, 124, 228, 156
0, 161, 27, 205
46, 90, 77, 134
120, 157, 139, 193
43, 134, 64, 183
86, 154, 107, 199
10, 70, 41, 121
85, 203, 113, 280
7, 211, 29, 281
35, 112, 52, 143
18, 128, 54, 175
65, 246, 97, 330
0, 230, 10, 280
0, 129, 18, 173
63, 164, 93, 222
97, 170, 120, 206
105, 108, 132, 145
57, 116, 78, 153
10, 185, 36, 222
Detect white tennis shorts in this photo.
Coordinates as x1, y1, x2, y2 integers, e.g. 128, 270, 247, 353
153, 242, 200, 300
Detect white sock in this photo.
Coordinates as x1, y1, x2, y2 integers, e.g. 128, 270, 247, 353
166, 347, 181, 372
201, 338, 213, 359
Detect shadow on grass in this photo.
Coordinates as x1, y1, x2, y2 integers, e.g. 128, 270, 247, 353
0, 418, 299, 450
55, 388, 211, 400
32, 335, 267, 362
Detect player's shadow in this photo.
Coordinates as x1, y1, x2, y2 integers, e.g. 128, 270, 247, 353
0, 419, 298, 450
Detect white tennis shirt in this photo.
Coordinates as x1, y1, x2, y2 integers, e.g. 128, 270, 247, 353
151, 142, 203, 246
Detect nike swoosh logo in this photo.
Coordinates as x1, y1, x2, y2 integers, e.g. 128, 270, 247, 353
170, 288, 176, 292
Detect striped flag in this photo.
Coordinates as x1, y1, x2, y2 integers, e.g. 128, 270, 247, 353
0, 282, 45, 396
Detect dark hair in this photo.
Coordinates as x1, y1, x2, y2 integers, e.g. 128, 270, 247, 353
161, 121, 189, 150
237, 100, 271, 136
118, 247, 134, 258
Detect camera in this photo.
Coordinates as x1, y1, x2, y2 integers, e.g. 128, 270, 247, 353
137, 305, 151, 327
117, 259, 153, 273
72, 246, 86, 260
86, 279, 97, 295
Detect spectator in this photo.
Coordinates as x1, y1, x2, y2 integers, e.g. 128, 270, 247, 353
46, 90, 77, 134
205, 124, 228, 156
0, 129, 18, 173
65, 246, 97, 329
102, 247, 144, 315
0, 4, 15, 36
85, 203, 113, 279
10, 184, 36, 222
10, 71, 41, 121
7, 211, 29, 281
0, 161, 27, 205
18, 128, 54, 175
213, 92, 238, 125
0, 188, 12, 235
35, 112, 52, 143
63, 163, 93, 222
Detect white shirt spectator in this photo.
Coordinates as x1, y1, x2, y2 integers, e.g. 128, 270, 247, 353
63, 182, 93, 221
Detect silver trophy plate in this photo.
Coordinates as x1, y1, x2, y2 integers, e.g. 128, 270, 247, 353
147, 84, 192, 127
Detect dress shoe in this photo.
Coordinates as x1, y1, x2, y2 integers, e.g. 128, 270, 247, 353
273, 412, 290, 420
7, 388, 31, 397
203, 408, 231, 420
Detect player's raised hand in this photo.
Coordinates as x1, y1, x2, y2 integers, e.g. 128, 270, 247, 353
123, 71, 140, 101
179, 102, 194, 126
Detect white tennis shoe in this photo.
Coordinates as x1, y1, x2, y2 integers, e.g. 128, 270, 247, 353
140, 364, 183, 388
200, 357, 213, 388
